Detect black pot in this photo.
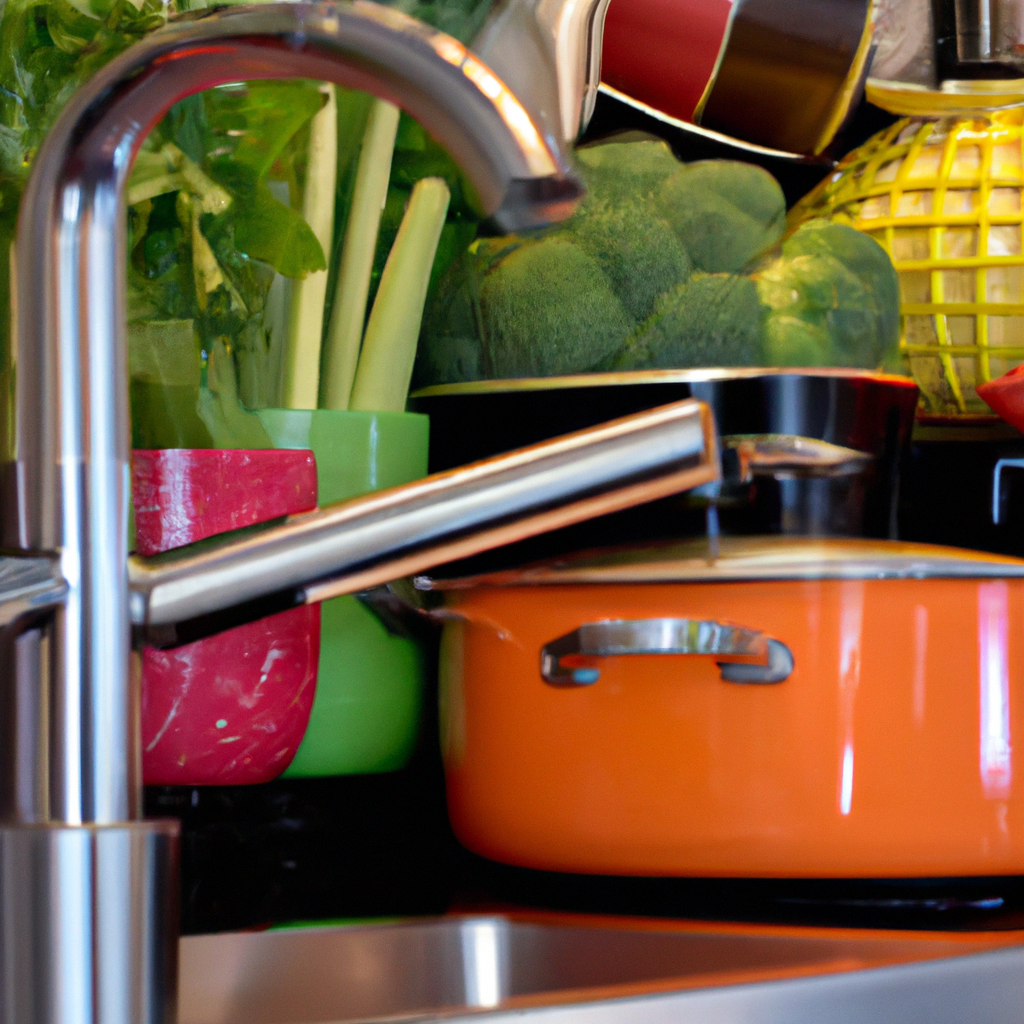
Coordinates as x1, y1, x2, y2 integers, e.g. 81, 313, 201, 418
409, 369, 919, 571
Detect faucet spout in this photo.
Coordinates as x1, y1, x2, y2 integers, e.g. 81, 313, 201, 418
5, 0, 581, 829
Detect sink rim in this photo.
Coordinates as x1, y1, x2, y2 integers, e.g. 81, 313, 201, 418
179, 911, 1024, 1024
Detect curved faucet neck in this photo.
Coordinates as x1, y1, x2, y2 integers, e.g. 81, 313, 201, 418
4, 0, 580, 825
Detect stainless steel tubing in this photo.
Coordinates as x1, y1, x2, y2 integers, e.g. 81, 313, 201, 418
0, 3, 586, 1021
129, 399, 719, 629
0, 822, 178, 1023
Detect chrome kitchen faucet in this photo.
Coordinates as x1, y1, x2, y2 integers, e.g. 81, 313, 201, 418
0, 5, 718, 1020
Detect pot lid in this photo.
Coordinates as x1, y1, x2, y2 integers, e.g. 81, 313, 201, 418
409, 367, 917, 399
416, 536, 1024, 589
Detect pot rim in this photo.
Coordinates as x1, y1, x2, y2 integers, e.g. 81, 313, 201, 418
410, 368, 919, 399
417, 536, 1024, 590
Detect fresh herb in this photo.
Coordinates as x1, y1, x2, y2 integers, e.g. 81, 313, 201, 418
0, 0, 500, 439
0, 0, 331, 444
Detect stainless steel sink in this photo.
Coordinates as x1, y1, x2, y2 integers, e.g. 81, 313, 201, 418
179, 913, 1024, 1024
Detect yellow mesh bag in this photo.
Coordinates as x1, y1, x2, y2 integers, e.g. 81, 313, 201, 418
793, 108, 1024, 416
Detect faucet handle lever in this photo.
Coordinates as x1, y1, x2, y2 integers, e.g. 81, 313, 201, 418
130, 399, 721, 641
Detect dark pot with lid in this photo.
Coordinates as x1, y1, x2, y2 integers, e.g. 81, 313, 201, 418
408, 368, 920, 568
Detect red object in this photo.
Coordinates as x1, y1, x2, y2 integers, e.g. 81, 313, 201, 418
978, 365, 1024, 431
132, 448, 318, 556
602, 0, 733, 124
134, 449, 320, 786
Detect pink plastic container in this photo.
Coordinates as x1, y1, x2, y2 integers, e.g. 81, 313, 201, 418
134, 449, 320, 786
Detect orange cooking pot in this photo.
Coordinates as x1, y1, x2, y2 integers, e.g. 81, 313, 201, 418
425, 537, 1024, 878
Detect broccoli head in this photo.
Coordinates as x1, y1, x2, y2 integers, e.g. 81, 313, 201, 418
414, 145, 902, 385
478, 237, 632, 377
566, 197, 692, 323
415, 237, 524, 385
656, 161, 787, 273
755, 220, 901, 369
574, 138, 681, 203
608, 273, 764, 370
418, 235, 632, 382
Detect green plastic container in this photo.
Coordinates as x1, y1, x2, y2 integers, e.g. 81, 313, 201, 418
258, 409, 430, 777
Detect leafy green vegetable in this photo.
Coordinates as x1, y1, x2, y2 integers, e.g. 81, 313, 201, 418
416, 139, 902, 386
656, 160, 786, 273
575, 138, 680, 202
420, 232, 632, 381
320, 98, 401, 411
414, 239, 495, 385
0, 0, 174, 397
0, 0, 511, 435
0, 0, 335, 443
282, 83, 337, 410
197, 339, 273, 449
474, 236, 631, 378
128, 318, 213, 448
349, 176, 451, 412
567, 196, 692, 323
755, 220, 901, 369
0, 0, 168, 182
564, 141, 692, 322
220, 172, 327, 280
126, 75, 331, 434
609, 274, 764, 370
365, 113, 481, 317
203, 79, 325, 178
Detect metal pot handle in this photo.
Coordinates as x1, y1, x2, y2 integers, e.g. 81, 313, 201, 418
541, 618, 794, 687
721, 435, 874, 482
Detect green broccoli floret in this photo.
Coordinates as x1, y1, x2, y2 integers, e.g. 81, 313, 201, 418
417, 247, 484, 385
415, 145, 813, 385
575, 138, 681, 201
417, 234, 630, 382
761, 314, 833, 367
565, 140, 694, 323
567, 197, 692, 323
755, 220, 901, 369
608, 273, 764, 370
656, 161, 786, 273
474, 236, 632, 378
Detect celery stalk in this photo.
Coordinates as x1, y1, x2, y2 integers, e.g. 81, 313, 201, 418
349, 177, 451, 414
281, 84, 338, 410
319, 99, 401, 411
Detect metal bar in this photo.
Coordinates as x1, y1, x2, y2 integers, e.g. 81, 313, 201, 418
0, 822, 179, 1024
128, 399, 719, 629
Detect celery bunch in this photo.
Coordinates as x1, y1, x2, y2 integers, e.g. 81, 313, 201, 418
291, 99, 451, 415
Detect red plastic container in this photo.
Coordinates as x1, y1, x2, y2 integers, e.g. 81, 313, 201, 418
134, 449, 320, 786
